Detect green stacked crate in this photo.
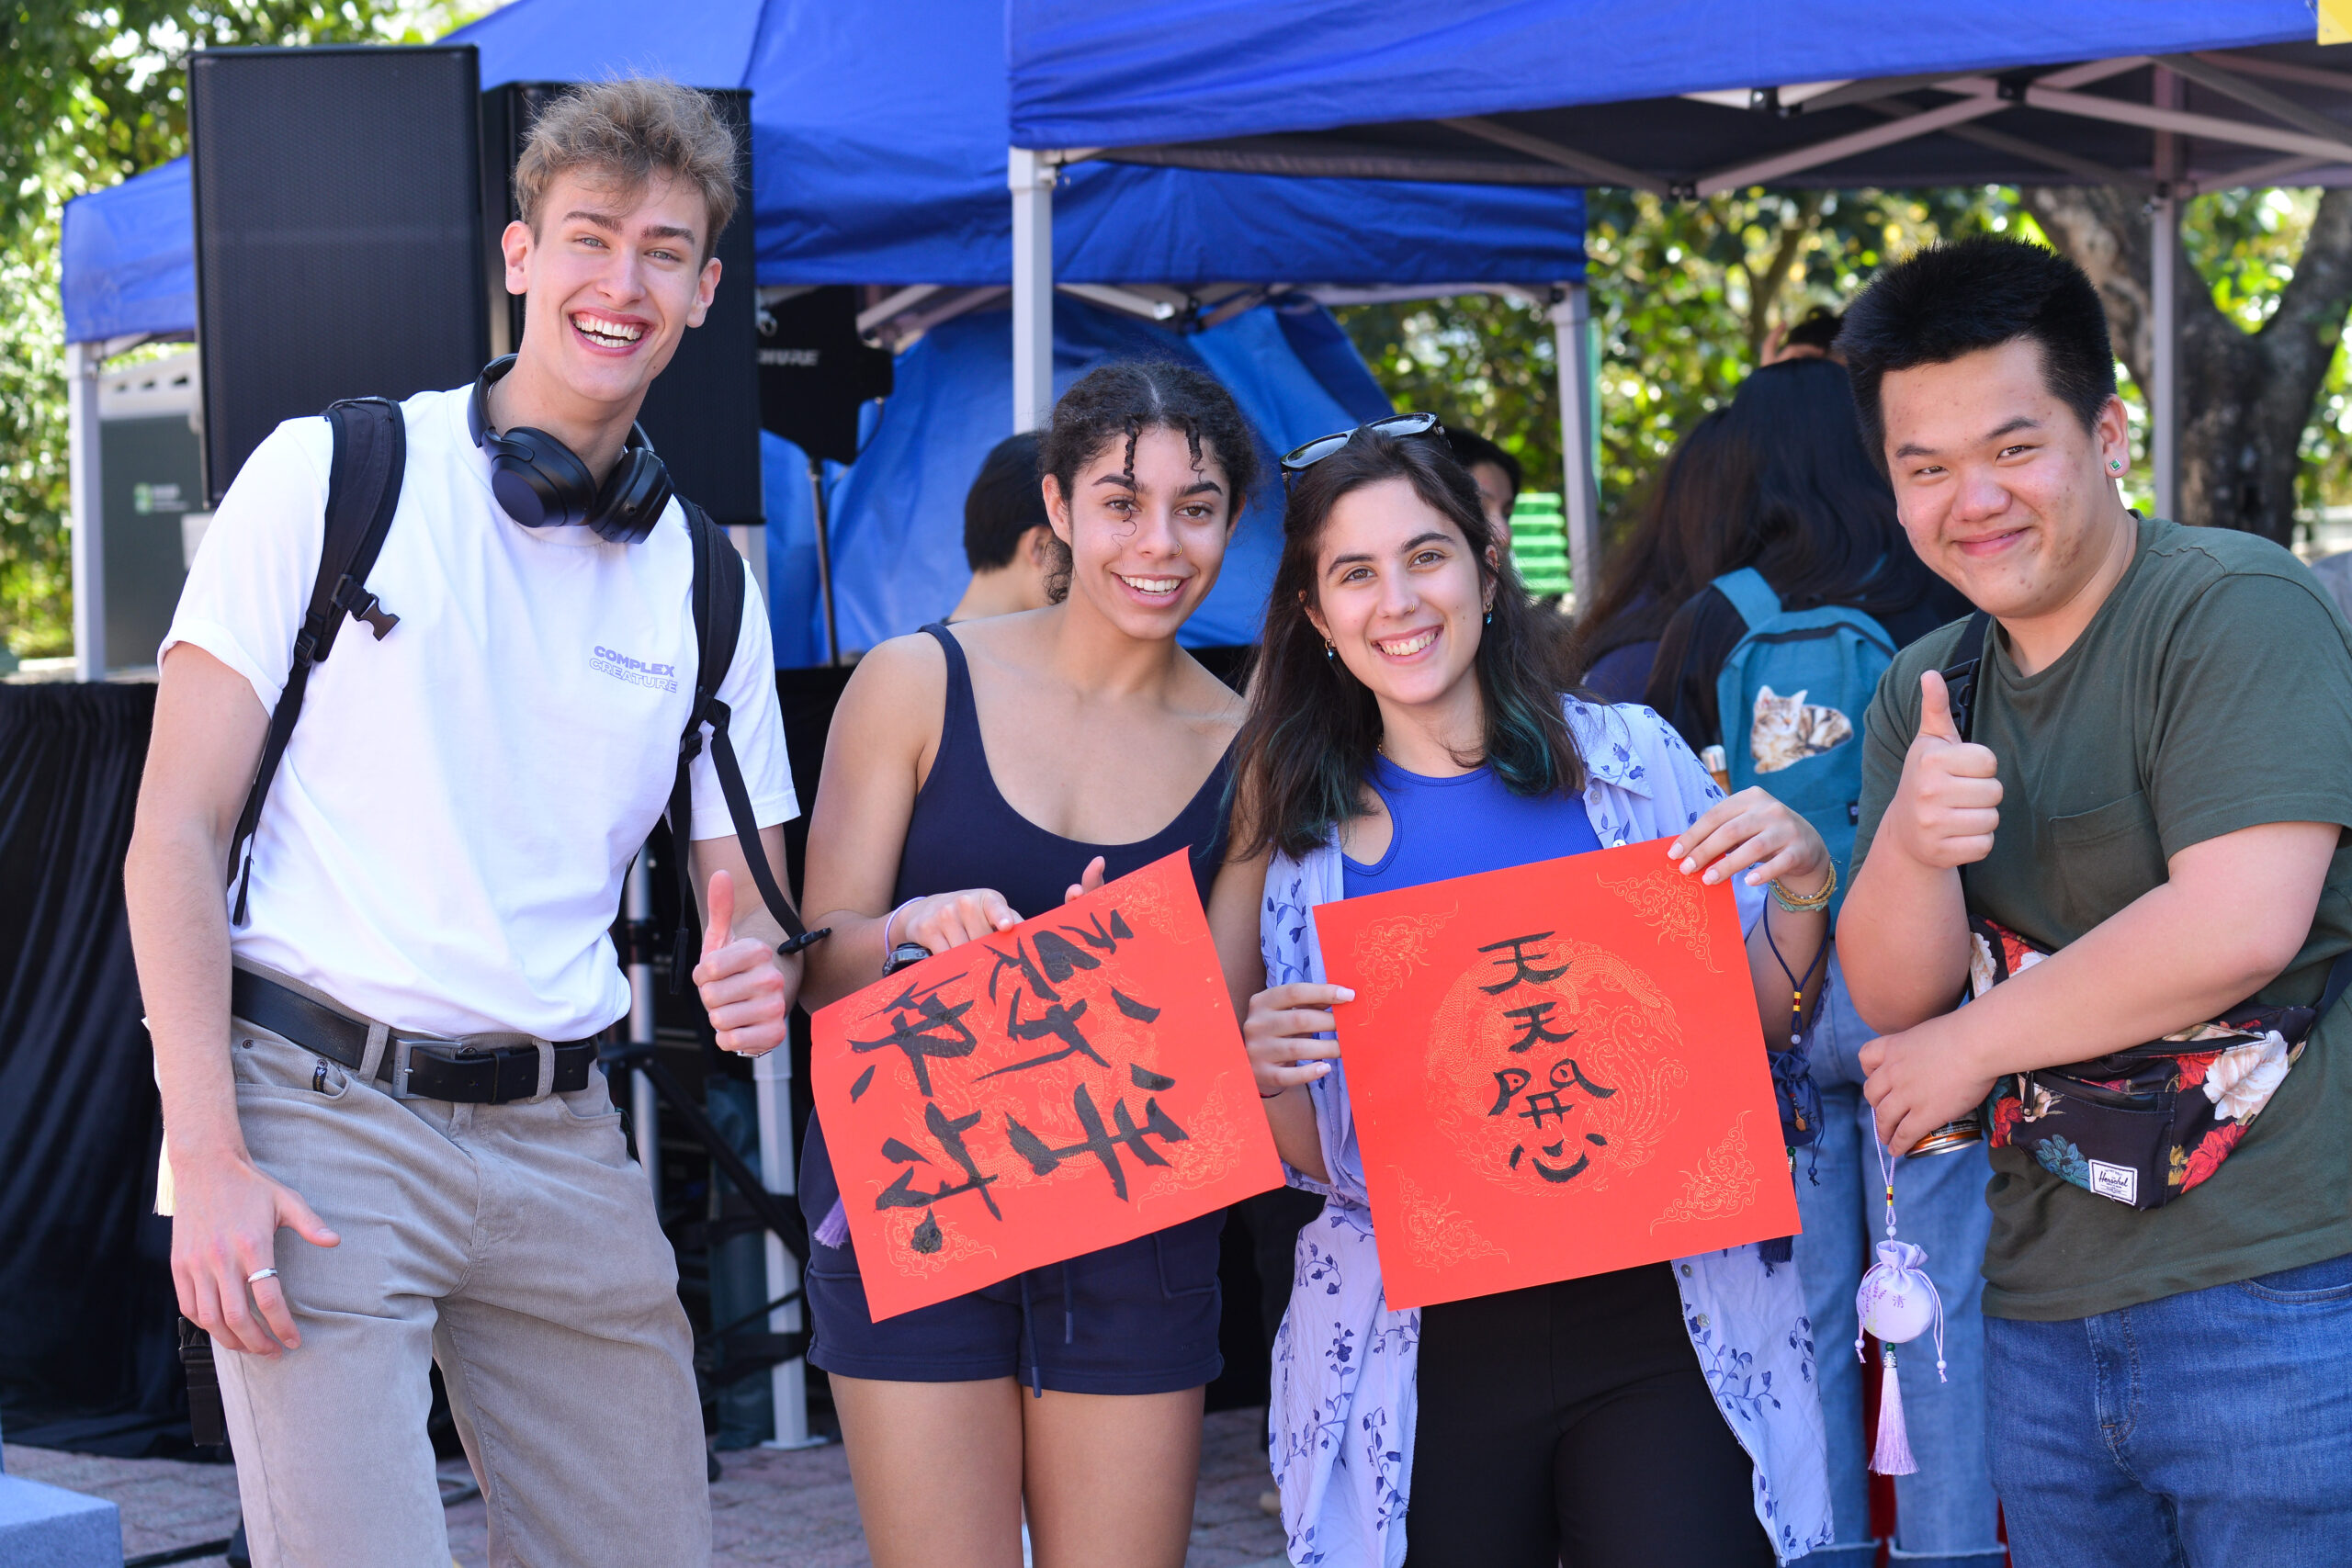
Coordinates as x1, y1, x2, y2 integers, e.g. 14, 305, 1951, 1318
1510, 490, 1570, 598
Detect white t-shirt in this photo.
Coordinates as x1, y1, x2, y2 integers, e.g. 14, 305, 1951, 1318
164, 384, 797, 1040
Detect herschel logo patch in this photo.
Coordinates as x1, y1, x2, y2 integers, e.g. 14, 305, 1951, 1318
2086, 1159, 2138, 1205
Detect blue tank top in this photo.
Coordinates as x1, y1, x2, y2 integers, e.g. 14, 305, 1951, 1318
1341, 755, 1600, 897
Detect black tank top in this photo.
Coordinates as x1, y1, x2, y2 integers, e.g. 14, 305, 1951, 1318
802, 622, 1235, 1236
892, 622, 1234, 915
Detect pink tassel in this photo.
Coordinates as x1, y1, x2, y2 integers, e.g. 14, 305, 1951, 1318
1871, 1343, 1917, 1476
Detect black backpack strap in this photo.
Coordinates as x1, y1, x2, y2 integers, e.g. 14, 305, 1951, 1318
2318, 947, 2352, 1024
228, 398, 405, 925
668, 501, 823, 988
1939, 610, 1994, 744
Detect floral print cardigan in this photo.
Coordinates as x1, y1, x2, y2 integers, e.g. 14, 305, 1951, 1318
1259, 697, 1833, 1566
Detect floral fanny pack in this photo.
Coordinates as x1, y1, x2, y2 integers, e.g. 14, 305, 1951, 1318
1971, 917, 2352, 1209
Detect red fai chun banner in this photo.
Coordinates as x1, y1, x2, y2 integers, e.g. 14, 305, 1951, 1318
810, 851, 1283, 1320
1313, 838, 1798, 1309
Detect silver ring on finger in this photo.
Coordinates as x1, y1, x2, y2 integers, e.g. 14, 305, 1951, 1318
246, 1267, 278, 1284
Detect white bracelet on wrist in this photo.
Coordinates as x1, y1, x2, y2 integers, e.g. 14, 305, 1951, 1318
880, 897, 921, 955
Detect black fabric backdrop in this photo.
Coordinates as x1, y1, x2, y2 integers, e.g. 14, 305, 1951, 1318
0, 656, 1272, 1454
0, 682, 192, 1454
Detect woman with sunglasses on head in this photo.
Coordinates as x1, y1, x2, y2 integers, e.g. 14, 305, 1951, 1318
1205, 414, 1835, 1568
797, 362, 1255, 1568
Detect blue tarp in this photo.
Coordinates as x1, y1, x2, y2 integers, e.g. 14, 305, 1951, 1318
788, 292, 1392, 660
1005, 0, 2316, 150
58, 160, 195, 346
60, 0, 1585, 342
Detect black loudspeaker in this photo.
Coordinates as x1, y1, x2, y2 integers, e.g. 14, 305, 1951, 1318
757, 286, 894, 466
482, 84, 764, 526
190, 45, 488, 504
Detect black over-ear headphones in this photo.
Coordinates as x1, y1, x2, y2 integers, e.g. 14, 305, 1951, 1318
468, 355, 674, 543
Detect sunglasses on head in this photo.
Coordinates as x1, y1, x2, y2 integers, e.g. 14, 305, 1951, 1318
1279, 412, 1445, 473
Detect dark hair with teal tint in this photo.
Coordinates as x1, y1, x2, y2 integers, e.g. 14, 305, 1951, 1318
1233, 425, 1583, 860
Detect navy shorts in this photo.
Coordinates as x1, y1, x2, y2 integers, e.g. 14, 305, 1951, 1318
800, 1118, 1225, 1394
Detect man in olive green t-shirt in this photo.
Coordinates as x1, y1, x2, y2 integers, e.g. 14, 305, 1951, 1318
1836, 238, 2352, 1568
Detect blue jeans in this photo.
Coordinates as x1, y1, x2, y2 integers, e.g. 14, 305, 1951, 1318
1985, 1250, 2352, 1568
1792, 957, 2004, 1566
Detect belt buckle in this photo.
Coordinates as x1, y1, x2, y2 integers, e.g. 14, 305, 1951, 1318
387, 1033, 462, 1100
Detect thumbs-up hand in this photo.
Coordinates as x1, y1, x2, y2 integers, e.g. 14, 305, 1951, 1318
692, 868, 794, 1056
1890, 669, 2003, 870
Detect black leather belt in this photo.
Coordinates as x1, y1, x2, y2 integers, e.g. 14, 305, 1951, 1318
230, 969, 599, 1103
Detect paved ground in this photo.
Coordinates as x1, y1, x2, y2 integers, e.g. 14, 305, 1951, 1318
5, 1406, 1290, 1567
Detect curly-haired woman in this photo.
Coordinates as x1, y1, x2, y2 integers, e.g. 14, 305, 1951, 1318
797, 361, 1258, 1568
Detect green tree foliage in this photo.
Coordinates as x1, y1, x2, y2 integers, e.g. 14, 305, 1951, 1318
0, 0, 485, 655
1340, 184, 2352, 570
1338, 187, 2022, 558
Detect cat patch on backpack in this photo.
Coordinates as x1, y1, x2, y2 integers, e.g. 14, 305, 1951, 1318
1750, 686, 1853, 774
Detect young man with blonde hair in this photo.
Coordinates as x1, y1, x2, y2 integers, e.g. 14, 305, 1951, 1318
127, 79, 800, 1565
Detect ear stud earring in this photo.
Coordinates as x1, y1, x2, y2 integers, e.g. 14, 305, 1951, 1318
2110, 458, 2125, 472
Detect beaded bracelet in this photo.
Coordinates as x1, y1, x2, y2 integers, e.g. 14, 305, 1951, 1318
1770, 859, 1837, 914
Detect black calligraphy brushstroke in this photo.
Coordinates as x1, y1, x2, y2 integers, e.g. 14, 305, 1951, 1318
1111, 909, 1134, 941
1488, 1067, 1532, 1116
1060, 911, 1126, 953
875, 1103, 1002, 1219
1585, 1132, 1608, 1145
910, 1210, 944, 1253
849, 1065, 876, 1102
1501, 1000, 1576, 1055
1130, 1063, 1176, 1091
1032, 930, 1102, 983
880, 1138, 928, 1164
848, 993, 981, 1097
1510, 1145, 1524, 1168
1548, 1057, 1616, 1099
1476, 931, 1569, 993
1001, 1087, 1188, 1201
976, 993, 1109, 1078
1112, 988, 1162, 1023
1516, 1090, 1574, 1129
983, 937, 1060, 1004
1531, 1150, 1590, 1183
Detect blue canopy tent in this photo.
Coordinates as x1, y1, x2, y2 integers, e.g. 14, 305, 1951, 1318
58, 0, 1586, 675
1003, 0, 2352, 581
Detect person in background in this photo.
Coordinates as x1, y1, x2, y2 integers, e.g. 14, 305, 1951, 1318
947, 431, 1059, 622
1766, 304, 1846, 365
1841, 237, 2352, 1568
1638, 355, 1993, 1568
1447, 425, 1523, 536
1564, 410, 1752, 703
1213, 415, 1833, 1568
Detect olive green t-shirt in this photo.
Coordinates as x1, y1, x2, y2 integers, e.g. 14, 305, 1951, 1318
1853, 516, 2352, 1321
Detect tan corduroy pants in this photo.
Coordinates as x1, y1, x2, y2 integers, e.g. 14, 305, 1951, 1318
209, 1009, 709, 1568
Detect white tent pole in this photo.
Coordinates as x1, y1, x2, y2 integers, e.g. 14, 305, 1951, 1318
753, 1046, 818, 1447
2151, 68, 2181, 521
1010, 148, 1055, 434
68, 339, 107, 682
1554, 281, 1600, 614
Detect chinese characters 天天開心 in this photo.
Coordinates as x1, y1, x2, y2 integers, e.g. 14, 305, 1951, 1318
1477, 931, 1618, 1187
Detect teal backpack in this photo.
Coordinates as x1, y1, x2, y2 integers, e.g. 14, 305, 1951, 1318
1709, 567, 1896, 918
